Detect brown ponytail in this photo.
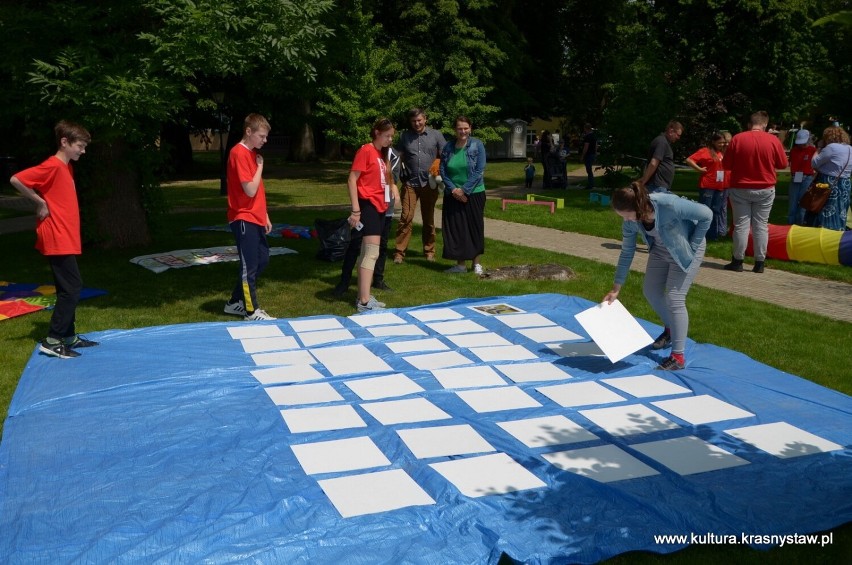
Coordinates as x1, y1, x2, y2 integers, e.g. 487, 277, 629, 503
612, 181, 653, 221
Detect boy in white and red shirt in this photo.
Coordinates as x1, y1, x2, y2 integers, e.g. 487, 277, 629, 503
787, 129, 817, 225
223, 114, 276, 321
10, 120, 98, 358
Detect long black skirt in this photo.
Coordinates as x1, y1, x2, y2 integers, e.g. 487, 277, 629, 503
441, 191, 486, 260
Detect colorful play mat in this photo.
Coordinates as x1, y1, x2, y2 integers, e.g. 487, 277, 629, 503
0, 282, 107, 321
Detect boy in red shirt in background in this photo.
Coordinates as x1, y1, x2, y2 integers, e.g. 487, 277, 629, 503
787, 129, 817, 225
223, 114, 276, 321
10, 120, 98, 358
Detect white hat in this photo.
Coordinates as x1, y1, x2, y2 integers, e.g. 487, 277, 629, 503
795, 129, 810, 144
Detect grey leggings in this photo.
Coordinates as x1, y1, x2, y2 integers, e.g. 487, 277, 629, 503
643, 240, 705, 354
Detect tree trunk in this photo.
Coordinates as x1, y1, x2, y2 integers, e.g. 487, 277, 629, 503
291, 99, 315, 162
87, 139, 151, 248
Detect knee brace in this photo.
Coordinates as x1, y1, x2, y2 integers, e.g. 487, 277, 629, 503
358, 242, 381, 271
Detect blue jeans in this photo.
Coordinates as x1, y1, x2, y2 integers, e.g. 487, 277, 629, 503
698, 188, 728, 240
787, 175, 813, 225
646, 184, 670, 194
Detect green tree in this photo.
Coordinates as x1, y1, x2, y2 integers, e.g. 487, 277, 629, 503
0, 0, 333, 247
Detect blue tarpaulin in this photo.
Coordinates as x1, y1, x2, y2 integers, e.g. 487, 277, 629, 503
1, 294, 850, 563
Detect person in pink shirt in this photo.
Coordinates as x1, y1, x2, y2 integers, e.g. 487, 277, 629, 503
722, 111, 788, 273
10, 120, 98, 358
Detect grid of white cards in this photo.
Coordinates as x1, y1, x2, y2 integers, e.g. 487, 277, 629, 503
226, 305, 841, 518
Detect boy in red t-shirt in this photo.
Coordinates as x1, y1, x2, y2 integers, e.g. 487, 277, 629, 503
223, 114, 276, 321
10, 120, 98, 359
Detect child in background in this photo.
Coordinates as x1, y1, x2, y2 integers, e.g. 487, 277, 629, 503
524, 158, 535, 188
10, 120, 98, 358
223, 113, 276, 321
787, 129, 816, 225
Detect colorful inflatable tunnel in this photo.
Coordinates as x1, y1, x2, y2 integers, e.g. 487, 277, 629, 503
746, 224, 852, 266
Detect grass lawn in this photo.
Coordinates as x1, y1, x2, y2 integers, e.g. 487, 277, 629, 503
0, 157, 849, 563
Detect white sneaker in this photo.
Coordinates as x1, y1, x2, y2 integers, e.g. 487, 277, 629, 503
245, 309, 276, 321
224, 300, 246, 316
474, 264, 484, 275
356, 295, 386, 313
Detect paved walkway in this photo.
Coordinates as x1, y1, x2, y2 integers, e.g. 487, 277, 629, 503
3, 170, 851, 323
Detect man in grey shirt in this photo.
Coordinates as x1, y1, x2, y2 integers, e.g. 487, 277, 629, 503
640, 120, 683, 193
393, 107, 447, 263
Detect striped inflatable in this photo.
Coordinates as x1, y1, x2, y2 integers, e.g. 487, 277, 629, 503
746, 224, 852, 266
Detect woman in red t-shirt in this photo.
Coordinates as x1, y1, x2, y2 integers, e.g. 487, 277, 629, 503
347, 118, 400, 312
787, 129, 817, 225
686, 131, 731, 240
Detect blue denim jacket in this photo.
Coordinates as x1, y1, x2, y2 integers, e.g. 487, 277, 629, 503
614, 192, 712, 285
439, 137, 486, 195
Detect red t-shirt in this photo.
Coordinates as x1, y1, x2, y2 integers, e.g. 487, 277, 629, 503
725, 130, 788, 189
789, 145, 816, 175
687, 146, 728, 190
351, 143, 389, 213
14, 155, 81, 255
227, 143, 267, 225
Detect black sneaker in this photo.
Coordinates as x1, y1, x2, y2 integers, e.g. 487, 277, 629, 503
66, 335, 99, 348
651, 330, 671, 350
372, 280, 393, 291
39, 339, 81, 359
333, 282, 349, 297
656, 355, 685, 371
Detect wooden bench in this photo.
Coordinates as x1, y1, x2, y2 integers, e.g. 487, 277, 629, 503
526, 194, 565, 209
501, 198, 555, 214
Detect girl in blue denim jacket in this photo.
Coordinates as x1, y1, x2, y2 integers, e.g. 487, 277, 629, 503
603, 182, 711, 370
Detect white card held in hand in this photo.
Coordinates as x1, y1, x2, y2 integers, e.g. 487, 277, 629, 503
573, 299, 653, 363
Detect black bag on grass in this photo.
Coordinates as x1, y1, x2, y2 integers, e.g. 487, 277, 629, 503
314, 218, 351, 261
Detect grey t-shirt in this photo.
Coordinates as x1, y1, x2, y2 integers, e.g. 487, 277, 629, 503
397, 128, 447, 188
648, 134, 674, 189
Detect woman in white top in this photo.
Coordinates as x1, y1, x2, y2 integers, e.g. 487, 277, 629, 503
809, 126, 852, 231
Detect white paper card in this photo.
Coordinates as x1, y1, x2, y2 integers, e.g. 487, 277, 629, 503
456, 386, 542, 413
542, 444, 659, 483
579, 404, 680, 436
497, 415, 598, 448
716, 170, 726, 182
386, 338, 449, 354
280, 405, 367, 433
494, 362, 574, 383
631, 436, 749, 475
429, 453, 546, 497
318, 469, 435, 518
574, 300, 654, 363
793, 171, 804, 183
250, 364, 325, 385
368, 324, 428, 337
397, 424, 496, 459
297, 329, 354, 347
494, 313, 556, 329
652, 395, 755, 425
348, 312, 407, 327
240, 335, 300, 354
469, 345, 538, 363
602, 375, 691, 398
537, 381, 626, 408
227, 325, 284, 339
724, 422, 843, 458
403, 351, 474, 370
426, 320, 488, 335
310, 344, 393, 376
517, 326, 584, 343
408, 308, 464, 322
289, 318, 344, 333
446, 333, 514, 348
252, 350, 317, 367
431, 365, 507, 389
264, 382, 343, 406
343, 373, 425, 400
360, 397, 452, 425
468, 303, 525, 316
291, 436, 391, 475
